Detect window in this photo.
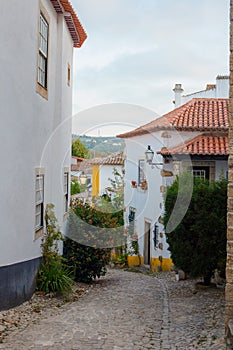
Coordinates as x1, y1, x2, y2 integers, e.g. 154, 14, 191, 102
38, 13, 48, 89
64, 172, 69, 213
67, 64, 71, 86
128, 207, 136, 236
138, 159, 145, 185
35, 174, 44, 231
192, 166, 210, 180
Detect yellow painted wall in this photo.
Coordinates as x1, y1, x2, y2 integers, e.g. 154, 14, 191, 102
92, 165, 100, 197
151, 257, 173, 272
127, 255, 144, 267
127, 255, 173, 271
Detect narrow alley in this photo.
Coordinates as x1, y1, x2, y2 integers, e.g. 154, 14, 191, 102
0, 269, 225, 350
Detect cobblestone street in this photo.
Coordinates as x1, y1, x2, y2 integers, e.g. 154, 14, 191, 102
0, 269, 226, 349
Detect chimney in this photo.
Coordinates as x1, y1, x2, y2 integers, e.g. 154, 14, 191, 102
215, 75, 229, 98
173, 83, 184, 108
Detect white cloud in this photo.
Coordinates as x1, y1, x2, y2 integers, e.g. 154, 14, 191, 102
72, 0, 229, 136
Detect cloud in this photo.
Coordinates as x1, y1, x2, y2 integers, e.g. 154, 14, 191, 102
72, 0, 229, 135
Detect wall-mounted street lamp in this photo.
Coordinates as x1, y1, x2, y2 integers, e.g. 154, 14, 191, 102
145, 145, 163, 168
79, 173, 87, 185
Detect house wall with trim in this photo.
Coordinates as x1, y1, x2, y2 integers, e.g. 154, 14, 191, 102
0, 0, 85, 309
123, 128, 228, 272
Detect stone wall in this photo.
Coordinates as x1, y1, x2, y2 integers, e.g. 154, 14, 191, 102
226, 0, 233, 347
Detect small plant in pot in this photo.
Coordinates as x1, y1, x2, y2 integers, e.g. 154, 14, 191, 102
141, 180, 147, 190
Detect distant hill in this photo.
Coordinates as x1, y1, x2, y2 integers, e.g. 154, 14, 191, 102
72, 135, 124, 154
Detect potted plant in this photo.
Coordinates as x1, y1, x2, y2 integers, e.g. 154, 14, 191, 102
131, 181, 137, 188
141, 180, 147, 190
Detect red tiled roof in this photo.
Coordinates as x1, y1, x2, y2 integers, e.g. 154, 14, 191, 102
72, 156, 84, 162
117, 98, 229, 138
50, 0, 87, 48
206, 84, 216, 91
158, 134, 228, 156
91, 151, 125, 165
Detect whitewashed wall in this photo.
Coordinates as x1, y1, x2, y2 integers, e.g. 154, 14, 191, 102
99, 165, 123, 196
0, 0, 73, 266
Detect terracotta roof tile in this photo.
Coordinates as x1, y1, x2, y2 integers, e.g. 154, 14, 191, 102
206, 84, 216, 91
91, 151, 125, 165
117, 98, 229, 138
50, 0, 87, 48
158, 134, 228, 156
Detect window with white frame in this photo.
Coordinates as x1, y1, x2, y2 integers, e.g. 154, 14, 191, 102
64, 172, 69, 213
192, 166, 210, 180
35, 174, 44, 231
38, 13, 48, 89
138, 159, 145, 185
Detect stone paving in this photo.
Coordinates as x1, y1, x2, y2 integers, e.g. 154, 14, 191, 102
0, 269, 227, 349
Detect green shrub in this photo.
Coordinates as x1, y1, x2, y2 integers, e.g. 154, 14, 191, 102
64, 199, 124, 282
37, 258, 73, 294
164, 175, 227, 285
37, 204, 73, 294
71, 179, 81, 195
63, 238, 111, 283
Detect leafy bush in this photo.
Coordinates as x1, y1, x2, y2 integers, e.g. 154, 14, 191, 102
64, 199, 124, 282
37, 204, 73, 294
63, 238, 111, 283
37, 259, 73, 294
71, 179, 81, 195
164, 175, 227, 285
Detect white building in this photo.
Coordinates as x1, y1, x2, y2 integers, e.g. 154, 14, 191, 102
118, 77, 229, 272
92, 151, 125, 198
0, 0, 86, 309
173, 75, 229, 107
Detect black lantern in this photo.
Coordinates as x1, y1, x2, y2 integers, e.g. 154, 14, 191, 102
145, 145, 154, 164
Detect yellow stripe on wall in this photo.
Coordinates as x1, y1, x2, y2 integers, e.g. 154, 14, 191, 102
92, 165, 100, 197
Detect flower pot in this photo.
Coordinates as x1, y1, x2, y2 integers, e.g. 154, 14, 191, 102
141, 180, 147, 190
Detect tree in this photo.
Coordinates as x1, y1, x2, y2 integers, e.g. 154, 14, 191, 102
72, 138, 89, 158
164, 174, 227, 285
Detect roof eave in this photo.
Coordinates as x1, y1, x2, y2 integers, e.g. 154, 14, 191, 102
50, 0, 87, 48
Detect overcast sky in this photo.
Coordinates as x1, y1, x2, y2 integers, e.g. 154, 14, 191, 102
72, 0, 229, 136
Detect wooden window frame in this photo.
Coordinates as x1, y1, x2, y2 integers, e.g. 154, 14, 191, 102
64, 171, 69, 214
138, 159, 145, 186
36, 5, 49, 99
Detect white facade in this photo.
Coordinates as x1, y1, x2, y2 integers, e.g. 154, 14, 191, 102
173, 75, 229, 108
99, 165, 123, 196
124, 130, 196, 268
0, 0, 86, 309
121, 76, 229, 271
124, 129, 228, 270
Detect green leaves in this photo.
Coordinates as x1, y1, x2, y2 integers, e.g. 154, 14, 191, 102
37, 204, 73, 294
72, 139, 89, 158
64, 198, 124, 283
164, 175, 227, 284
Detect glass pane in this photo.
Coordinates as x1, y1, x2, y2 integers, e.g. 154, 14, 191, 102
40, 14, 48, 56
138, 160, 145, 185
64, 173, 68, 193
35, 214, 41, 227
36, 204, 41, 215
38, 55, 46, 87
36, 190, 43, 203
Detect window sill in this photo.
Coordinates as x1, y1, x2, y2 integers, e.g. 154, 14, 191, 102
36, 83, 48, 100
34, 227, 44, 241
